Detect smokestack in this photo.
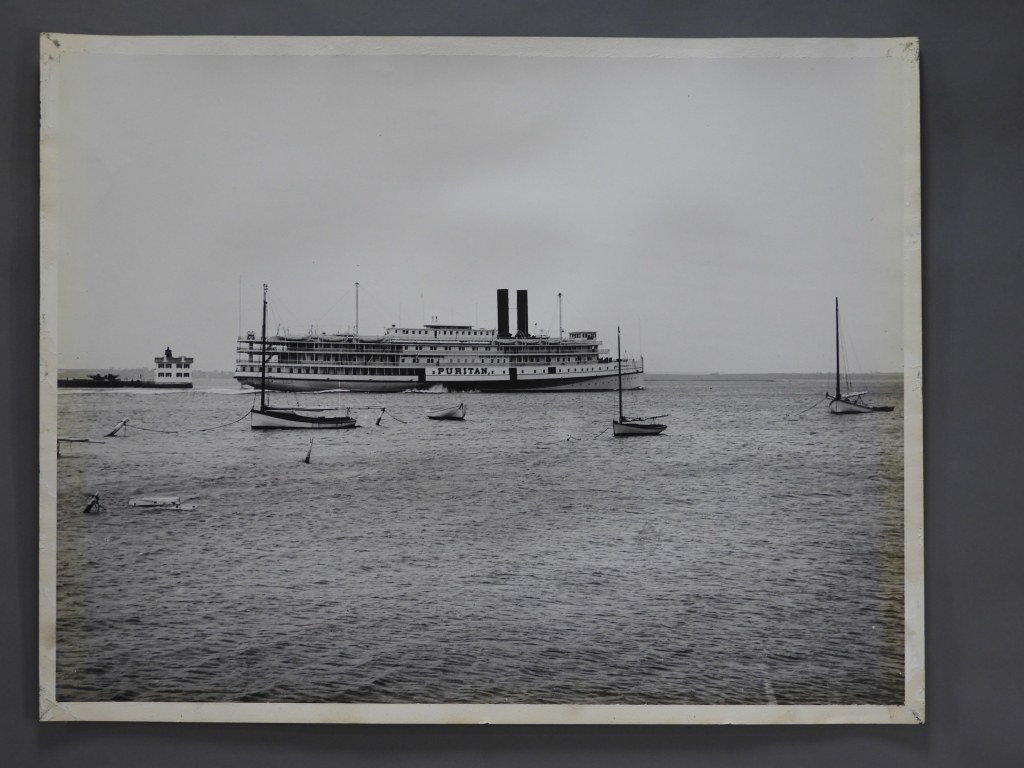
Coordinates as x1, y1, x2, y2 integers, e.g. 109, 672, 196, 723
516, 290, 529, 337
497, 289, 510, 338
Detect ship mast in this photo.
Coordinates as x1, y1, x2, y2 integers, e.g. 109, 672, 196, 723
260, 283, 268, 411
558, 293, 563, 339
617, 325, 623, 423
835, 297, 841, 400
355, 282, 359, 337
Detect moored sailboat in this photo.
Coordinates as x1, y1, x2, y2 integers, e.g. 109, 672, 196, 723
251, 284, 358, 430
613, 326, 667, 436
826, 298, 894, 414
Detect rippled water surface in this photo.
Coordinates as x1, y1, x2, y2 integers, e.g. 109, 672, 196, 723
56, 376, 904, 704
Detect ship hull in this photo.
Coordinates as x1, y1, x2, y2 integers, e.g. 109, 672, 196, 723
236, 369, 645, 393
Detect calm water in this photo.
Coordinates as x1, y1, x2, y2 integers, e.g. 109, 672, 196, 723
56, 376, 904, 704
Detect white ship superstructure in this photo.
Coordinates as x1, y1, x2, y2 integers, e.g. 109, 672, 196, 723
234, 289, 645, 393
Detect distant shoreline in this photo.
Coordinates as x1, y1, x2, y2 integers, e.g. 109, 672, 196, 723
646, 372, 904, 381
58, 369, 235, 381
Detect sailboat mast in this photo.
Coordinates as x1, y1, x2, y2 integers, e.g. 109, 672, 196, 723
617, 326, 623, 422
260, 283, 268, 411
835, 297, 841, 399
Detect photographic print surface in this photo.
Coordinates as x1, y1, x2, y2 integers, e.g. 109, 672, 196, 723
39, 36, 922, 724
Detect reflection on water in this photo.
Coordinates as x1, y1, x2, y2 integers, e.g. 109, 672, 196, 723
56, 377, 904, 704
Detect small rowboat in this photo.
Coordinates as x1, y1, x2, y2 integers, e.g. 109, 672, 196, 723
129, 496, 182, 507
427, 403, 467, 420
129, 496, 198, 511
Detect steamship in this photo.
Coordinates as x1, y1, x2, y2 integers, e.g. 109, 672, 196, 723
233, 289, 645, 393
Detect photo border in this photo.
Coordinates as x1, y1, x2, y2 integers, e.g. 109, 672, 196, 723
38, 33, 923, 724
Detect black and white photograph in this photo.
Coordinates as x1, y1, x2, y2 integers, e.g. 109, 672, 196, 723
39, 35, 922, 724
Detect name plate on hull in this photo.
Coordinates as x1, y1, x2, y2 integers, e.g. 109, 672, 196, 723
432, 367, 492, 376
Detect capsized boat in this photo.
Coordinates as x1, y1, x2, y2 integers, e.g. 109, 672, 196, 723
613, 326, 667, 436
251, 284, 358, 430
427, 403, 467, 420
56, 437, 105, 456
826, 298, 894, 414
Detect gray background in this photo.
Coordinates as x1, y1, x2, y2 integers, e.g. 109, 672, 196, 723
3, 1, 1021, 766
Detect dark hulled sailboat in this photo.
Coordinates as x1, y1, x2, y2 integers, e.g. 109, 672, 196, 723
251, 284, 358, 429
612, 326, 667, 436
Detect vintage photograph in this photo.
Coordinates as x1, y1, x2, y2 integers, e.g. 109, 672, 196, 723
39, 35, 922, 724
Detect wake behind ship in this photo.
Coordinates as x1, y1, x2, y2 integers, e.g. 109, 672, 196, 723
234, 289, 645, 393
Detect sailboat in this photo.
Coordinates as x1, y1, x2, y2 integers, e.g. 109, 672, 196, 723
825, 298, 895, 414
250, 284, 358, 429
613, 326, 667, 436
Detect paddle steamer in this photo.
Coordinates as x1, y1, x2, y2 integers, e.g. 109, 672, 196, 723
234, 289, 644, 393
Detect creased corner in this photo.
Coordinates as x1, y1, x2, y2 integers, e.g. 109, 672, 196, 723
40, 691, 80, 722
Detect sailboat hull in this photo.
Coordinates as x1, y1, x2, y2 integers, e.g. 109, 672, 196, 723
613, 420, 667, 436
251, 409, 358, 429
828, 397, 873, 415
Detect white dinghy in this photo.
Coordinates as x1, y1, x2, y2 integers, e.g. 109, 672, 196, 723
427, 403, 467, 420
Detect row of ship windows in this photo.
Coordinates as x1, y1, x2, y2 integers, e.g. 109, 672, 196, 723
156, 372, 189, 377
395, 348, 598, 354
157, 363, 190, 369
253, 354, 596, 364
243, 367, 424, 376
245, 344, 595, 355
400, 356, 593, 364
238, 366, 607, 375
395, 330, 491, 336
281, 347, 595, 355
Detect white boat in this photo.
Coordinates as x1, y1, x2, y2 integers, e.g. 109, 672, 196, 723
828, 395, 874, 414
612, 326, 667, 436
427, 403, 467, 420
251, 285, 359, 430
128, 496, 197, 510
826, 298, 895, 414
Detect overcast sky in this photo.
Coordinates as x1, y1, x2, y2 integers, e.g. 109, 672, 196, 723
56, 44, 909, 373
